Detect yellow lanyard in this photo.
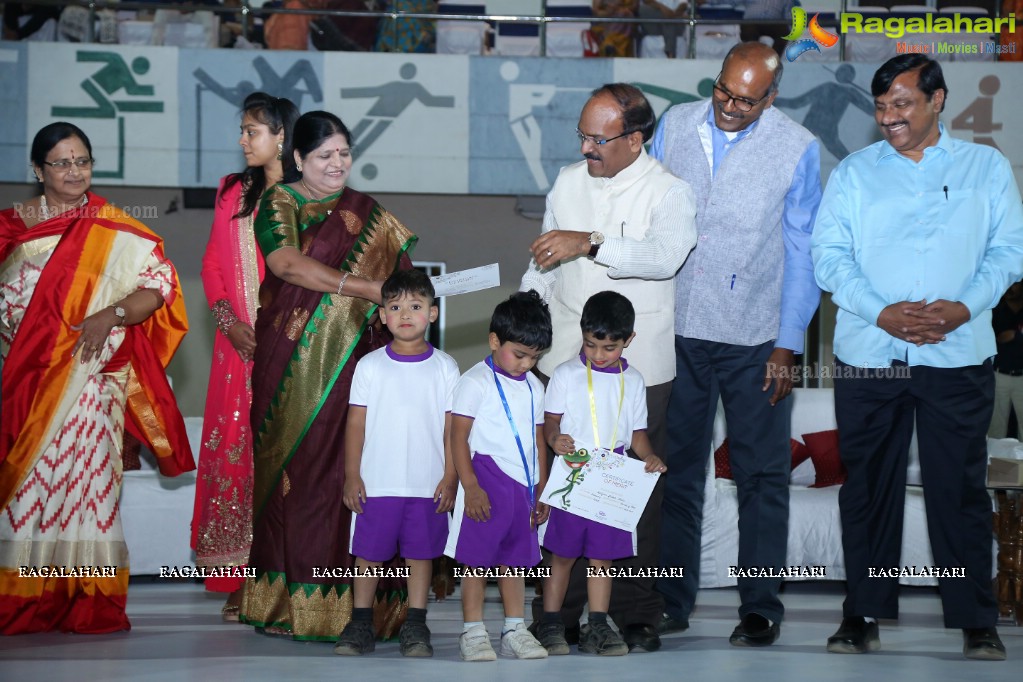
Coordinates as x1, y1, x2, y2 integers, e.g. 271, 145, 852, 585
586, 358, 625, 453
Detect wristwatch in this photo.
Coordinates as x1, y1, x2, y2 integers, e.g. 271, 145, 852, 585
588, 231, 605, 258
112, 305, 126, 326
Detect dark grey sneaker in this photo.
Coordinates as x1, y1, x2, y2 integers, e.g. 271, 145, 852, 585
579, 621, 629, 656
536, 620, 571, 655
399, 621, 434, 658
333, 619, 375, 656
657, 612, 690, 635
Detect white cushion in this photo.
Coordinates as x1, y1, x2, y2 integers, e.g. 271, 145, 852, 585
790, 457, 816, 487
790, 388, 838, 442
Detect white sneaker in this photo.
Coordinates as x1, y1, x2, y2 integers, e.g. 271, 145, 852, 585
500, 622, 549, 659
459, 625, 497, 662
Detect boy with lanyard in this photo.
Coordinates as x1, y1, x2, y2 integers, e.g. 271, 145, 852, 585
537, 291, 667, 656
446, 290, 553, 661
334, 269, 460, 657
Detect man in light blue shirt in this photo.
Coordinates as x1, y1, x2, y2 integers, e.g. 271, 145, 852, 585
812, 54, 1023, 662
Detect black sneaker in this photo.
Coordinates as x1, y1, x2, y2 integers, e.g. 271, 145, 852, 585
657, 612, 690, 635
333, 620, 375, 656
536, 620, 571, 655
579, 621, 629, 656
399, 621, 434, 658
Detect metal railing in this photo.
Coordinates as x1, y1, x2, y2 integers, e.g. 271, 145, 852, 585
3, 0, 1012, 62
5, 0, 800, 59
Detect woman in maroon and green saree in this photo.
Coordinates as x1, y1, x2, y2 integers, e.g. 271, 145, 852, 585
239, 111, 416, 641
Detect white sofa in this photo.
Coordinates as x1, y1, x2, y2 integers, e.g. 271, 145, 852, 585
120, 417, 203, 575
124, 394, 998, 583
698, 387, 951, 588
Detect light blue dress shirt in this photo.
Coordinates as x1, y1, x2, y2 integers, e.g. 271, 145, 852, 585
649, 105, 822, 352
812, 125, 1023, 368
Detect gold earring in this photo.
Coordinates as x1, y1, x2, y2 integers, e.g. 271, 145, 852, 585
296, 163, 302, 172
277, 142, 283, 160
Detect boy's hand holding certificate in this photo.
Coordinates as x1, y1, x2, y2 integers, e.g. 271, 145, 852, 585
542, 449, 661, 533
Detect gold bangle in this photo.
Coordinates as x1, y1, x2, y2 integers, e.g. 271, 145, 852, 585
337, 271, 349, 295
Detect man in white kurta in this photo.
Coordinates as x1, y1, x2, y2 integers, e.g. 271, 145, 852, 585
520, 83, 697, 651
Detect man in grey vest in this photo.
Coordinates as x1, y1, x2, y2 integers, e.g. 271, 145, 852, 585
650, 42, 821, 646
521, 83, 697, 653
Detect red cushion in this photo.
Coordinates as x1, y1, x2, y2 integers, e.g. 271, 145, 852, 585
714, 438, 810, 480
790, 438, 811, 470
802, 429, 847, 488
714, 439, 732, 479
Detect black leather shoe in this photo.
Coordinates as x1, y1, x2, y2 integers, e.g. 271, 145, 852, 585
657, 612, 690, 635
623, 623, 661, 652
962, 627, 1006, 661
528, 618, 579, 645
826, 617, 880, 654
729, 613, 780, 647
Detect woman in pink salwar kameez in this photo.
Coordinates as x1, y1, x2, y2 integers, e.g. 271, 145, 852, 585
190, 93, 299, 620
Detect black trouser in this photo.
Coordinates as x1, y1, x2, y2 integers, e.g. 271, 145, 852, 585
834, 359, 997, 628
658, 338, 791, 624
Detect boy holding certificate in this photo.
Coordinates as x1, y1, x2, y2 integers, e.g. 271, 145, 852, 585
445, 291, 553, 661
537, 291, 667, 656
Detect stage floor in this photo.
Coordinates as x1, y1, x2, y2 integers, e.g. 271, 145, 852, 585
1, 581, 1019, 680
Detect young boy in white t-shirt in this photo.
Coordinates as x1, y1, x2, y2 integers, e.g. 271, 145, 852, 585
445, 290, 553, 662
333, 269, 460, 658
537, 291, 667, 656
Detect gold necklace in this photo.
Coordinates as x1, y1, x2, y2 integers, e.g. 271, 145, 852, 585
300, 178, 321, 200
299, 178, 335, 216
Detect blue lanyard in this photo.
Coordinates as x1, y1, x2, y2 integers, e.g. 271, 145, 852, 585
487, 356, 536, 509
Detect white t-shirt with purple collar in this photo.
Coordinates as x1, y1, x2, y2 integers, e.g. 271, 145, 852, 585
451, 357, 545, 487
349, 343, 460, 498
545, 354, 648, 455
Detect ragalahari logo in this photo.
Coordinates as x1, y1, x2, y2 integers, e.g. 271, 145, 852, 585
782, 7, 840, 61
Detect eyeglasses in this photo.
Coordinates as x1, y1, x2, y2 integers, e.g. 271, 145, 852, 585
42, 157, 95, 171
712, 74, 771, 113
576, 128, 635, 146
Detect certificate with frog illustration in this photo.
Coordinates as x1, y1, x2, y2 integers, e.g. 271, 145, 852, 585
542, 448, 661, 532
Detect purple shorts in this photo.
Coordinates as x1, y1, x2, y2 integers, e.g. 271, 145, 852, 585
350, 496, 449, 562
543, 508, 634, 561
453, 455, 541, 569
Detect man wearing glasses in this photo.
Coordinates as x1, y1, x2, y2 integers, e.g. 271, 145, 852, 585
649, 41, 821, 647
520, 83, 697, 653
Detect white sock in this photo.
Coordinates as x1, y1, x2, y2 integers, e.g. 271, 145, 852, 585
863, 617, 877, 624
503, 617, 524, 634
462, 621, 485, 633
